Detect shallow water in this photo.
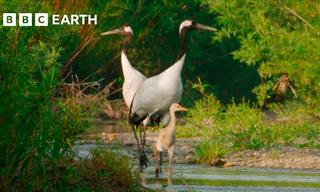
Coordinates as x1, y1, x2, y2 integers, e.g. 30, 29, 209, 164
79, 120, 129, 140
77, 120, 320, 191
74, 142, 320, 191
142, 164, 320, 191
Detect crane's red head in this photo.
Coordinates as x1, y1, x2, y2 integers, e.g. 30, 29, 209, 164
122, 24, 133, 35
179, 19, 217, 35
179, 19, 194, 34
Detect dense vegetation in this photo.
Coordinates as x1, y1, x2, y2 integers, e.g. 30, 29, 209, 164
1, 0, 319, 190
186, 0, 320, 164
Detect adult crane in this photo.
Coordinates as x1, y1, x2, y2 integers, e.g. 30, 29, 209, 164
101, 25, 152, 153
129, 20, 217, 169
101, 25, 146, 109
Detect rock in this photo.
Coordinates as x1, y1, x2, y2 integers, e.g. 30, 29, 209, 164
210, 158, 226, 167
223, 162, 235, 167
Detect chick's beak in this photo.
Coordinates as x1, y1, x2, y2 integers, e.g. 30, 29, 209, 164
101, 28, 121, 36
195, 23, 217, 32
179, 106, 188, 112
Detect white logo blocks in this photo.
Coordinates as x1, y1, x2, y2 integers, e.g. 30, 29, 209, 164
2, 13, 96, 26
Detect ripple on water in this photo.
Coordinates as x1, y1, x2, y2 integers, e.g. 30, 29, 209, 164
142, 164, 320, 191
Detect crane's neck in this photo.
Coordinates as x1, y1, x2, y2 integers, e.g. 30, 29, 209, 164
159, 29, 187, 80
178, 28, 187, 60
121, 33, 134, 78
167, 109, 177, 136
122, 33, 132, 56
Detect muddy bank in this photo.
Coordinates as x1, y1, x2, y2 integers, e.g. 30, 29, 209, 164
226, 147, 320, 169
79, 130, 320, 170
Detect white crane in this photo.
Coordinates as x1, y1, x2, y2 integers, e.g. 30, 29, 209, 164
101, 25, 151, 160
129, 20, 217, 169
154, 103, 188, 177
101, 25, 146, 109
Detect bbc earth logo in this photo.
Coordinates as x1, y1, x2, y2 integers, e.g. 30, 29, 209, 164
2, 13, 97, 26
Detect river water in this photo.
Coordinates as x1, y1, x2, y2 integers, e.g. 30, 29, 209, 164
76, 120, 320, 191
142, 164, 320, 191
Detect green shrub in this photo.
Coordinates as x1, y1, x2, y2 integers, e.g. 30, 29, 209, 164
221, 102, 264, 150
185, 97, 320, 164
195, 138, 228, 164
51, 149, 141, 192
177, 95, 222, 138
0, 2, 140, 190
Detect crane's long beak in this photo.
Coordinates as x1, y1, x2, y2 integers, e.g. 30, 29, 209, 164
101, 28, 121, 36
195, 23, 217, 32
180, 106, 188, 112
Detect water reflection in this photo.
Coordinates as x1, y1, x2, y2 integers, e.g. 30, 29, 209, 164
142, 164, 320, 191
167, 169, 173, 186
80, 120, 129, 140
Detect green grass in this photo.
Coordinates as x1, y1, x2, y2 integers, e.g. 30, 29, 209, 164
0, 148, 142, 191
177, 97, 320, 164
0, 3, 143, 190
195, 139, 228, 164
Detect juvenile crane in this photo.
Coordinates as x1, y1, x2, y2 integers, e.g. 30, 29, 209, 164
154, 103, 188, 176
129, 20, 217, 169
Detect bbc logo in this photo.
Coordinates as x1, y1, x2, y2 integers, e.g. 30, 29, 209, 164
3, 13, 48, 26
3, 13, 97, 26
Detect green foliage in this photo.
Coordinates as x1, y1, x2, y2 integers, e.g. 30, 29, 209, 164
186, 1, 320, 164
1, 148, 141, 191
204, 0, 320, 106
0, 1, 141, 190
220, 102, 263, 150
54, 148, 141, 192
195, 138, 228, 164
177, 94, 222, 138
181, 96, 320, 164
1, 0, 320, 185
0, 27, 93, 192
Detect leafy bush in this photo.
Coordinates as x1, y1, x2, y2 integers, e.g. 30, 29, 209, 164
0, 2, 141, 190
54, 148, 141, 192
1, 148, 141, 191
185, 97, 320, 164
204, 0, 320, 106
220, 102, 264, 150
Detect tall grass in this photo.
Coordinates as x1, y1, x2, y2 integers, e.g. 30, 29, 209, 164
0, 2, 142, 190
178, 96, 320, 164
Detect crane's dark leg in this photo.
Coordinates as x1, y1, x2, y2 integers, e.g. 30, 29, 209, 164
131, 124, 141, 148
130, 123, 145, 170
129, 113, 148, 170
142, 125, 148, 166
154, 146, 160, 177
138, 125, 148, 169
142, 125, 146, 146
159, 151, 163, 173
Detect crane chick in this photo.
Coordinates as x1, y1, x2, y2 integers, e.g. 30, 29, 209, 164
154, 103, 187, 176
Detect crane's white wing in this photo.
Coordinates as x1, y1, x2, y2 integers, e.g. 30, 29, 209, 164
121, 52, 147, 108
131, 55, 186, 120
